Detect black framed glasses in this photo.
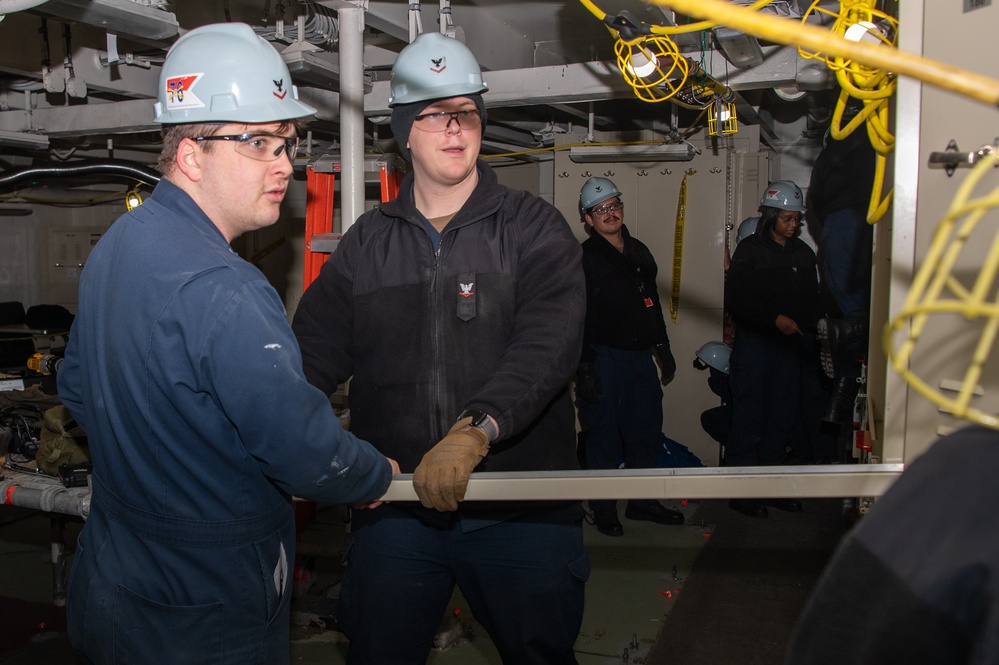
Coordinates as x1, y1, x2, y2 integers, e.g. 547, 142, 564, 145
412, 109, 482, 132
192, 133, 299, 162
590, 201, 623, 216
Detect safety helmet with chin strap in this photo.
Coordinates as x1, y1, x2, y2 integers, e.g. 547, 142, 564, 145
388, 32, 489, 107
579, 177, 623, 212
759, 180, 806, 212
693, 340, 732, 374
153, 22, 316, 124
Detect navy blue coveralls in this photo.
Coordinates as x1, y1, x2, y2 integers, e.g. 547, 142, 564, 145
58, 179, 392, 665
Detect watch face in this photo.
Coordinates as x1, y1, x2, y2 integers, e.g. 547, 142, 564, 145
460, 409, 487, 426
458, 408, 496, 441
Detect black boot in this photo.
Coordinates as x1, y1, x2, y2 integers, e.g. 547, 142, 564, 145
824, 375, 860, 424
729, 499, 768, 519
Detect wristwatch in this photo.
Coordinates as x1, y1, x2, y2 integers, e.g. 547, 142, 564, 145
458, 408, 499, 442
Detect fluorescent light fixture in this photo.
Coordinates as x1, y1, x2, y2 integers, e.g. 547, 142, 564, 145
712, 27, 765, 68
282, 43, 372, 92
569, 143, 696, 164
38, 0, 179, 41
0, 130, 50, 150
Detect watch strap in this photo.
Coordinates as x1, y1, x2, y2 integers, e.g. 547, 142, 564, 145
458, 408, 498, 442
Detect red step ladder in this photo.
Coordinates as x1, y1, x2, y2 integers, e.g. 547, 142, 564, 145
303, 154, 406, 290
295, 154, 406, 585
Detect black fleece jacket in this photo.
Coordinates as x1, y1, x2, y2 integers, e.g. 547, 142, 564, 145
579, 225, 670, 365
292, 162, 585, 475
725, 232, 821, 335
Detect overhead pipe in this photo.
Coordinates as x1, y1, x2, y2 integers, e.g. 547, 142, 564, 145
0, 159, 161, 194
408, 0, 422, 42
337, 4, 365, 230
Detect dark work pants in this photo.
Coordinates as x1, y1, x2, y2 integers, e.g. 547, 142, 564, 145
339, 504, 589, 665
578, 345, 663, 513
820, 206, 873, 380
726, 328, 804, 466
819, 207, 873, 323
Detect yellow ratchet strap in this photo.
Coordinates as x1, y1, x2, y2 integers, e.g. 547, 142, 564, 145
670, 171, 694, 322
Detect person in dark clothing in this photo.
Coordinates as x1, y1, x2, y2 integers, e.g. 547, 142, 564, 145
809, 127, 878, 424
56, 24, 397, 665
292, 32, 589, 665
785, 426, 999, 665
693, 340, 733, 446
574, 176, 683, 537
724, 180, 821, 518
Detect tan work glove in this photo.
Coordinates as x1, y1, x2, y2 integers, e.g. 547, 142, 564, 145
413, 417, 490, 512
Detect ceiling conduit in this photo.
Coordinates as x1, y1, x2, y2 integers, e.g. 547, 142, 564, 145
0, 159, 161, 194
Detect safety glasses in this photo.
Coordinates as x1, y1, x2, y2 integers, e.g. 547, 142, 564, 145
193, 133, 299, 162
590, 201, 623, 216
412, 109, 482, 132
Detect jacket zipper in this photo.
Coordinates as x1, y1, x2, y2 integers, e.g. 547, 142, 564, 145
429, 235, 444, 440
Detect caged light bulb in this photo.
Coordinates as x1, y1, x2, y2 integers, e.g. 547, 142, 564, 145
626, 47, 659, 79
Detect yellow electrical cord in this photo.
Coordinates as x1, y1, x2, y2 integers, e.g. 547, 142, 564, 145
646, 0, 999, 108
799, 0, 896, 71
578, 0, 778, 36
805, 0, 897, 224
885, 149, 999, 430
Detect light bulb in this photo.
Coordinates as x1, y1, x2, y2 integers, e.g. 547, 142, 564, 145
626, 47, 659, 78
844, 21, 880, 44
126, 190, 143, 211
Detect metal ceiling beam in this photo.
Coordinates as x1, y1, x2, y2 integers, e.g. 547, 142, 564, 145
0, 14, 161, 100
0, 98, 155, 136
366, 60, 633, 114
366, 46, 829, 115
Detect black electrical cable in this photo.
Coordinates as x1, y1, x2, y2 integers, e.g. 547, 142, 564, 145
0, 160, 162, 194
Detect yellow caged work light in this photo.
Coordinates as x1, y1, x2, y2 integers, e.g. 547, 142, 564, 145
125, 188, 143, 211
614, 34, 689, 103
886, 150, 999, 430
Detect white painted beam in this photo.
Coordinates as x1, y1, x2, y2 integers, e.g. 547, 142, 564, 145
380, 464, 904, 502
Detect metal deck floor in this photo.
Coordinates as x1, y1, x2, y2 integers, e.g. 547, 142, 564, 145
0, 498, 850, 664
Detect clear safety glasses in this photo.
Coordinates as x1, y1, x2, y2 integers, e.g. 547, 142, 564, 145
412, 109, 483, 132
193, 133, 299, 162
590, 202, 623, 216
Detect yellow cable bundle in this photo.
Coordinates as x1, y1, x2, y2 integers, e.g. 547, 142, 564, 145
614, 35, 690, 103
885, 150, 999, 430
802, 1, 899, 223
577, 0, 779, 36
800, 1, 898, 71
648, 0, 999, 107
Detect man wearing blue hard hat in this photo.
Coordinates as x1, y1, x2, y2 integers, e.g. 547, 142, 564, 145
58, 23, 398, 664
575, 176, 683, 537
294, 31, 588, 665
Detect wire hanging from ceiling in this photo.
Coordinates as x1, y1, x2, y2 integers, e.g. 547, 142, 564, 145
254, 0, 338, 49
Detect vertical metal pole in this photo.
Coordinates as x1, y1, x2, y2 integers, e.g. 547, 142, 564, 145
338, 4, 366, 231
